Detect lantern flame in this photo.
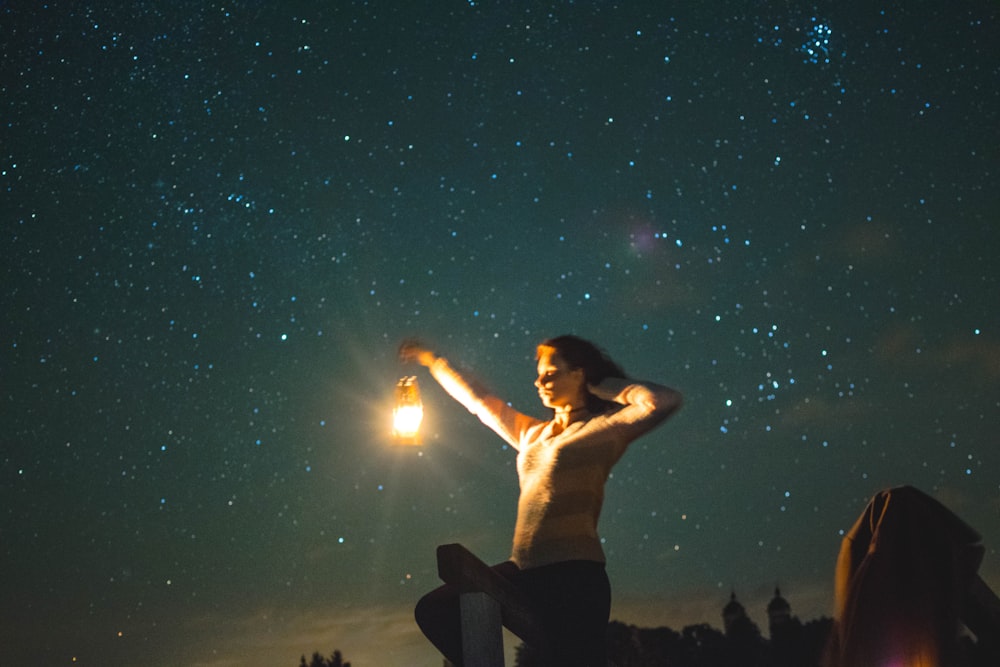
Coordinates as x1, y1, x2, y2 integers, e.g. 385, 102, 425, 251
392, 376, 423, 445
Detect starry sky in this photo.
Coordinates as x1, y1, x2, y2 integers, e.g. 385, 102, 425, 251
3, 2, 999, 666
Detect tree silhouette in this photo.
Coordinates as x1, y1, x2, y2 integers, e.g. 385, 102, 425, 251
679, 623, 727, 667
724, 614, 764, 667
299, 649, 351, 667
604, 621, 684, 667
639, 626, 683, 666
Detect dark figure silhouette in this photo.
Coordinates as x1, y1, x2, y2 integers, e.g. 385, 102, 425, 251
825, 485, 988, 667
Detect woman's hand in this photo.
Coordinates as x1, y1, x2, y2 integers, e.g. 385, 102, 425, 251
399, 339, 438, 367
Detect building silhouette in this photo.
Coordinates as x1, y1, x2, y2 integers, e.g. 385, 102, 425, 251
767, 587, 792, 631
722, 591, 747, 635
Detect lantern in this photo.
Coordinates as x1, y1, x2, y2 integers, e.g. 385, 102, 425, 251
392, 376, 423, 445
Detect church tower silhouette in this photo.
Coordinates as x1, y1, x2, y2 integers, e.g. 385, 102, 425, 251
767, 586, 792, 633
722, 591, 748, 635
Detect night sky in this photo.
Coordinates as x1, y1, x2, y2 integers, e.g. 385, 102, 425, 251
3, 2, 999, 666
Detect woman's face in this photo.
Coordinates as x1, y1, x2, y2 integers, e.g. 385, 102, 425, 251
535, 346, 586, 410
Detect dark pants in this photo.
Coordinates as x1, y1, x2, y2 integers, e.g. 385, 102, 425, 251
415, 559, 611, 667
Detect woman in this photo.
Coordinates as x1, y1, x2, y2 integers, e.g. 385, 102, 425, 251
401, 335, 682, 666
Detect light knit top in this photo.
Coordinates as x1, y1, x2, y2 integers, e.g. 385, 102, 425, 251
428, 356, 680, 570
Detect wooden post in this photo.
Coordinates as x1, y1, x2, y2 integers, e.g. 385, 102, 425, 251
436, 543, 544, 666
459, 591, 504, 666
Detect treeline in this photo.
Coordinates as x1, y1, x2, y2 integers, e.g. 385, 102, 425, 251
298, 650, 350, 667
301, 615, 992, 666
298, 616, 830, 667
515, 616, 833, 667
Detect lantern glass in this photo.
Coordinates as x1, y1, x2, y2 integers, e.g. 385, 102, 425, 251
392, 376, 423, 445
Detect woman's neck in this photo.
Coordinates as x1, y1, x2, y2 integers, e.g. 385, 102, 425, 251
553, 403, 589, 427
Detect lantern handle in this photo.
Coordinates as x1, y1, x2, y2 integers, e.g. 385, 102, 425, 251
399, 339, 438, 368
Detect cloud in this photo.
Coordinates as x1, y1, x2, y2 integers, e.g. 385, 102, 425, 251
874, 324, 1000, 382
838, 219, 899, 263
778, 393, 876, 431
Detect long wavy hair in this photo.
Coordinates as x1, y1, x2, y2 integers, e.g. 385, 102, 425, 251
537, 335, 626, 414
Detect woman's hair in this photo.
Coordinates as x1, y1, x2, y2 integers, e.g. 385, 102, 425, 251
538, 335, 626, 413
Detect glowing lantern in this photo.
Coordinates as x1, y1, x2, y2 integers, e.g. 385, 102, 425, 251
392, 376, 423, 445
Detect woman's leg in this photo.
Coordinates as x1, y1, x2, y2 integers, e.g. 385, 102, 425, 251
416, 559, 610, 666
518, 560, 611, 667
